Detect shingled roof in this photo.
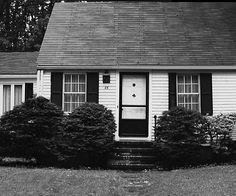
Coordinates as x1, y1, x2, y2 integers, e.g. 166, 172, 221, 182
0, 52, 38, 75
37, 2, 236, 70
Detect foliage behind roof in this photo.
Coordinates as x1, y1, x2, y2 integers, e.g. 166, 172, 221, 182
38, 2, 236, 70
0, 52, 38, 75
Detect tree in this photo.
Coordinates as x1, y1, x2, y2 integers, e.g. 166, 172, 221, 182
0, 0, 59, 51
0, 0, 99, 52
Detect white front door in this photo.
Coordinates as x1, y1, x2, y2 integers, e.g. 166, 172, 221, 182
119, 73, 148, 137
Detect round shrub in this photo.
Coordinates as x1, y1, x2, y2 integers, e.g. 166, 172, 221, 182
60, 102, 116, 168
0, 96, 64, 165
155, 107, 208, 144
154, 107, 210, 169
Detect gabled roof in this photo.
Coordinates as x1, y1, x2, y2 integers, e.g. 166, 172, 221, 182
37, 2, 236, 70
0, 52, 38, 75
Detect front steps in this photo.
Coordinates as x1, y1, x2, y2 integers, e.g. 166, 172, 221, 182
108, 141, 156, 170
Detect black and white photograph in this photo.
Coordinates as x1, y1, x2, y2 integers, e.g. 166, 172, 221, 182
0, 0, 236, 195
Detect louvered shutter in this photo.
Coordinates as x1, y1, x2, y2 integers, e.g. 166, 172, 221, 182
25, 83, 33, 101
87, 72, 99, 103
169, 73, 177, 110
200, 73, 213, 115
51, 72, 63, 108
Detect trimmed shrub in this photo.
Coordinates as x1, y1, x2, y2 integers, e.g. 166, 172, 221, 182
0, 96, 64, 165
154, 107, 210, 169
205, 113, 236, 162
155, 107, 208, 144
59, 102, 116, 168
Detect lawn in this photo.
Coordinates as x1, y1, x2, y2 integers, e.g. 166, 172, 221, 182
0, 165, 235, 196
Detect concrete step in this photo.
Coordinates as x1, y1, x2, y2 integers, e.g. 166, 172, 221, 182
108, 161, 156, 170
110, 154, 156, 162
114, 141, 154, 148
113, 147, 155, 156
108, 141, 156, 170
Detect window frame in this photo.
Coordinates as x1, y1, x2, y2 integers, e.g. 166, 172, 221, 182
176, 74, 201, 112
0, 83, 25, 115
62, 73, 87, 113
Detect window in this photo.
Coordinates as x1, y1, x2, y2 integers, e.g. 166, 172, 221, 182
14, 85, 22, 106
64, 74, 86, 112
3, 85, 11, 113
177, 74, 200, 111
2, 84, 23, 114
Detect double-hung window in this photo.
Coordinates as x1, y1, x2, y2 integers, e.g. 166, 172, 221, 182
177, 74, 200, 112
2, 84, 23, 114
64, 74, 86, 112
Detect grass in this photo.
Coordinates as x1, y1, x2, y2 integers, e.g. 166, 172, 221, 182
0, 165, 236, 196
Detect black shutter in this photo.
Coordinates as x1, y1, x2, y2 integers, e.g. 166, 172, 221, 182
25, 83, 33, 101
169, 73, 177, 110
200, 73, 213, 115
87, 72, 99, 103
51, 72, 63, 108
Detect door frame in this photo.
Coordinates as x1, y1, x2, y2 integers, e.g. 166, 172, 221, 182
118, 72, 149, 138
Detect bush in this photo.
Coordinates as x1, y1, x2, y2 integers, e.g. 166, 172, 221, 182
59, 103, 116, 168
0, 96, 64, 165
154, 107, 210, 169
155, 107, 208, 144
205, 113, 236, 162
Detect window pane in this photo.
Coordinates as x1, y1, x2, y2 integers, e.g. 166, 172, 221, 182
79, 74, 85, 83
3, 85, 11, 113
178, 75, 184, 83
72, 84, 78, 92
178, 95, 184, 103
186, 104, 191, 110
192, 95, 199, 103
79, 94, 85, 102
74, 102, 79, 109
72, 103, 77, 111
192, 75, 198, 83
192, 84, 199, 93
185, 75, 191, 83
64, 94, 70, 102
72, 94, 79, 102
65, 84, 71, 92
14, 85, 22, 106
178, 85, 184, 93
185, 84, 191, 93
65, 75, 71, 83
185, 95, 191, 104
64, 103, 70, 112
72, 74, 78, 83
122, 107, 146, 119
79, 84, 85, 92
192, 104, 199, 111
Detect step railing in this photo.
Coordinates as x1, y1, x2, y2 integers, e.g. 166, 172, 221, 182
154, 115, 157, 141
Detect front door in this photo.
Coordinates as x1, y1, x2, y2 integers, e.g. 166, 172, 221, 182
119, 73, 148, 137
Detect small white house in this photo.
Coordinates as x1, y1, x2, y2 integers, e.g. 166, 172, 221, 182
37, 2, 236, 141
0, 52, 37, 116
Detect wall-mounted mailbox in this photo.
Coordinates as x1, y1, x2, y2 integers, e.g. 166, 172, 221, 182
103, 74, 110, 83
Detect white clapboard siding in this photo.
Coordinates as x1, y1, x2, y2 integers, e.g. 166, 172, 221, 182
151, 72, 169, 140
231, 126, 236, 141
33, 81, 37, 95
98, 71, 117, 122
212, 73, 236, 115
42, 71, 51, 100
36, 70, 51, 99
